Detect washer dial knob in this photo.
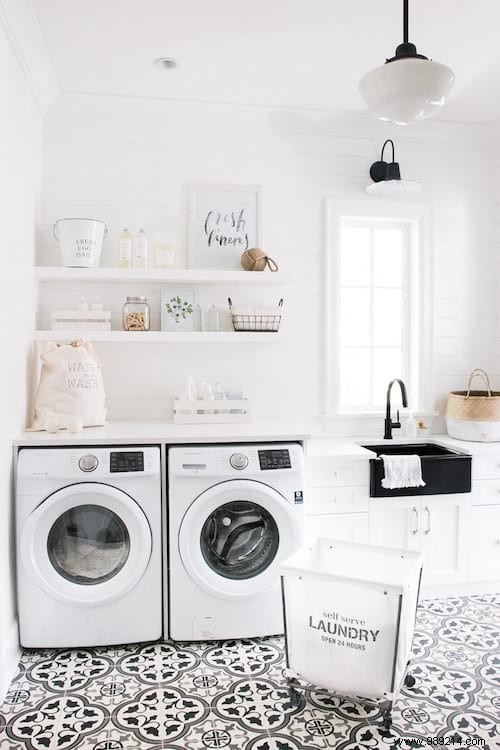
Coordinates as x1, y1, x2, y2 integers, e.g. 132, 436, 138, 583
230, 452, 249, 470
78, 454, 98, 472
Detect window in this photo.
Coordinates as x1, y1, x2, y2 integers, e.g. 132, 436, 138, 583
327, 203, 430, 416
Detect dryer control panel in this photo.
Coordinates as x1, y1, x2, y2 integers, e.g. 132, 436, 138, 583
169, 443, 304, 480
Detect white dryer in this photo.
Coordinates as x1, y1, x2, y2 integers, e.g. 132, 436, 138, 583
168, 443, 304, 641
16, 446, 162, 648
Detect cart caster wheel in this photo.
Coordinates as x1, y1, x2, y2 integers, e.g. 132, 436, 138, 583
381, 710, 392, 733
404, 674, 416, 688
288, 687, 301, 707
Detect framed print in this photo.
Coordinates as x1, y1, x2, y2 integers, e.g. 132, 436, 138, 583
188, 184, 262, 269
161, 288, 195, 331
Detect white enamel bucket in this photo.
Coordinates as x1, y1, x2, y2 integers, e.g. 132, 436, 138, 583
54, 218, 107, 268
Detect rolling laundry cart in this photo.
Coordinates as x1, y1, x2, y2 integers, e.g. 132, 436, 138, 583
280, 538, 423, 732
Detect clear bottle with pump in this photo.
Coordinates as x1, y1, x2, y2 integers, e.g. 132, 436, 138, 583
193, 305, 205, 331
207, 305, 220, 332
134, 228, 148, 269
119, 228, 132, 269
77, 295, 88, 311
405, 413, 418, 438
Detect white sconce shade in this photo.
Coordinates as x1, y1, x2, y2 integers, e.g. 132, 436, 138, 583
366, 178, 422, 196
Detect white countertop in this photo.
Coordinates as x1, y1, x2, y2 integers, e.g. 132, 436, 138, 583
306, 438, 375, 459
13, 420, 311, 446
306, 433, 483, 459
14, 420, 500, 457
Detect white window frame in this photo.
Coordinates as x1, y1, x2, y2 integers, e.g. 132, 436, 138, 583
325, 198, 433, 420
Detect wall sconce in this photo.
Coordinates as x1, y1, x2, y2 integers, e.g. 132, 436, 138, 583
366, 140, 422, 195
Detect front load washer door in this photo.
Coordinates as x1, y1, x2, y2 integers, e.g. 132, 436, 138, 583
21, 483, 152, 606
178, 479, 301, 598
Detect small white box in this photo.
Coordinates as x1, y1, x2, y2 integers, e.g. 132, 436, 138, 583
51, 309, 112, 331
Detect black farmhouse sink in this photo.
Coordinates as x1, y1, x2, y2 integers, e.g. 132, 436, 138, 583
361, 442, 472, 497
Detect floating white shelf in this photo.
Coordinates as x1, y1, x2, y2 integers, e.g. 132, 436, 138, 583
33, 330, 280, 343
34, 267, 289, 286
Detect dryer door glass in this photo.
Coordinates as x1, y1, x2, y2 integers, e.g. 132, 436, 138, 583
200, 501, 279, 580
47, 504, 130, 585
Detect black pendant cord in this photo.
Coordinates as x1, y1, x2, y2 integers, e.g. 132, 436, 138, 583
386, 0, 428, 63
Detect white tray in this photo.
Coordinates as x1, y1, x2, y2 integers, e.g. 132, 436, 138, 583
173, 398, 251, 424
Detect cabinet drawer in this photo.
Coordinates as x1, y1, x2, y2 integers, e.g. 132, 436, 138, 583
472, 479, 500, 505
305, 486, 369, 515
473, 456, 500, 480
307, 458, 369, 487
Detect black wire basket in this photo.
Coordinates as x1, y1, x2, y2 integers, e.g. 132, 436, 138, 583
228, 297, 283, 332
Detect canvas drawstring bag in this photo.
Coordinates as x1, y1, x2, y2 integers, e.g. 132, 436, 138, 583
30, 340, 106, 431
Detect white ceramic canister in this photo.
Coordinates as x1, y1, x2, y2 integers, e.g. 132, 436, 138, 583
53, 218, 107, 268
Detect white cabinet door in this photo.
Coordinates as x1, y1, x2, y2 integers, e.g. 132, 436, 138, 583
369, 498, 421, 552
469, 504, 500, 581
305, 513, 368, 545
420, 495, 469, 586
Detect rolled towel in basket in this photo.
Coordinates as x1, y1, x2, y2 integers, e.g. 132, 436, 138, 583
380, 454, 426, 490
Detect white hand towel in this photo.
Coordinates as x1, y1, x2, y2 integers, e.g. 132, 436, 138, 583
380, 454, 426, 490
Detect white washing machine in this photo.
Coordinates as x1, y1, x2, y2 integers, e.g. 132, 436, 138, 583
16, 446, 162, 648
168, 443, 304, 641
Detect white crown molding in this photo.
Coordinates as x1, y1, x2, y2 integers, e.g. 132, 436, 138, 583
0, 0, 59, 114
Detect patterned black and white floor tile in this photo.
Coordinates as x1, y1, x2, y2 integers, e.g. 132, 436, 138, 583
0, 594, 499, 750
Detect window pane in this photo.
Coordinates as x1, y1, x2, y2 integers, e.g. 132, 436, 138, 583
373, 289, 402, 346
339, 348, 370, 407
340, 226, 370, 286
373, 228, 403, 287
372, 349, 403, 406
339, 288, 370, 346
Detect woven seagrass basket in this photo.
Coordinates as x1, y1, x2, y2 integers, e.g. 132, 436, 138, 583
446, 369, 500, 441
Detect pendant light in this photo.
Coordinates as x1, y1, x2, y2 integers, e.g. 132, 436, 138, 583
359, 0, 454, 125
366, 140, 421, 195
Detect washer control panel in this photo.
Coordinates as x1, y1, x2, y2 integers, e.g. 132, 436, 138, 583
17, 446, 160, 481
230, 452, 249, 470
78, 454, 98, 472
258, 448, 291, 470
110, 451, 145, 473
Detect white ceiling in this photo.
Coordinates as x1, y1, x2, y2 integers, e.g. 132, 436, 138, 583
32, 0, 500, 124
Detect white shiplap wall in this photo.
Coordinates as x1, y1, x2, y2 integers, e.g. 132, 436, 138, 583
38, 93, 500, 428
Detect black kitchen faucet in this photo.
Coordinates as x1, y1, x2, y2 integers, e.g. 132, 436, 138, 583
384, 379, 408, 439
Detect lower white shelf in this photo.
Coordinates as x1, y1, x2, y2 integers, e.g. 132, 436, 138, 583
33, 330, 280, 343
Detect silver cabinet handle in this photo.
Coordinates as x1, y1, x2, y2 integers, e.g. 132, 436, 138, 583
424, 506, 431, 534
412, 506, 419, 535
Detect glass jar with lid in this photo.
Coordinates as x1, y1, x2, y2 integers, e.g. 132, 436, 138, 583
123, 296, 150, 331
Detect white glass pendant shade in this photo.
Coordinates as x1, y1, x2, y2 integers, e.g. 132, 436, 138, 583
366, 179, 422, 196
359, 57, 454, 126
